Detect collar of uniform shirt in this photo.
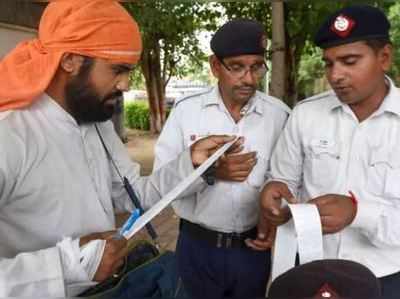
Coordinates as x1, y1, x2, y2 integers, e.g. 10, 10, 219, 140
378, 76, 400, 117
201, 86, 263, 115
328, 76, 400, 117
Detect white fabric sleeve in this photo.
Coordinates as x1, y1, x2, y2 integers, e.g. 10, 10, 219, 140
269, 108, 304, 197
56, 237, 105, 296
350, 196, 400, 248
152, 106, 205, 192
98, 119, 205, 212
0, 248, 65, 297
0, 236, 105, 297
153, 107, 185, 171
0, 133, 67, 297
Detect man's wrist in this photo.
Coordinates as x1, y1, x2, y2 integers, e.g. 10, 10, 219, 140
201, 165, 216, 185
348, 191, 358, 221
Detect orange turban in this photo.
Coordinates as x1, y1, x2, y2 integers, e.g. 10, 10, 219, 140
0, 0, 142, 111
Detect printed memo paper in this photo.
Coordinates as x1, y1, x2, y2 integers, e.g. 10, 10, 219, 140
123, 137, 239, 240
271, 203, 324, 281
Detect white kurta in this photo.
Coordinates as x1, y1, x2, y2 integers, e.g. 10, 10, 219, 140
0, 94, 197, 297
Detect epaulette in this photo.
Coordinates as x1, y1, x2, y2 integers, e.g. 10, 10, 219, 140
255, 91, 291, 114
174, 88, 213, 108
295, 90, 334, 106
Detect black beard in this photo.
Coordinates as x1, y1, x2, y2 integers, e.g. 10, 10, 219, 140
65, 72, 122, 124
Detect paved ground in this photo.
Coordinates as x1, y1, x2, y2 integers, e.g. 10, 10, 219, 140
117, 129, 179, 251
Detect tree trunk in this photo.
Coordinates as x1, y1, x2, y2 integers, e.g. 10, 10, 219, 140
153, 42, 166, 126
285, 42, 306, 105
285, 40, 297, 107
270, 1, 287, 103
141, 40, 166, 134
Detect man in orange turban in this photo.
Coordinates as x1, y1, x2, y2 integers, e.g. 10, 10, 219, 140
0, 1, 237, 297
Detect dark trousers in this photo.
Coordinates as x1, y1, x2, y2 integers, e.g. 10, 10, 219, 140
176, 229, 271, 299
380, 271, 400, 299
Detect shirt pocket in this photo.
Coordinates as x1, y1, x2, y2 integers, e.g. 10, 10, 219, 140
367, 148, 400, 199
247, 153, 269, 189
304, 142, 341, 189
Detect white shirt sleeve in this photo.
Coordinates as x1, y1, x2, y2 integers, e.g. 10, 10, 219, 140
0, 132, 66, 297
98, 119, 204, 212
153, 107, 185, 171
0, 247, 65, 297
0, 238, 105, 297
270, 109, 304, 196
151, 106, 206, 198
0, 134, 57, 296
351, 195, 400, 248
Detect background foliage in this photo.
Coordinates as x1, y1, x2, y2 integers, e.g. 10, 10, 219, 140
124, 1, 400, 130
125, 102, 150, 131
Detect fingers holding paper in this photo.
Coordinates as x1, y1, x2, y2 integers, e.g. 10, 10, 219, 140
246, 181, 295, 250
259, 181, 296, 226
215, 151, 257, 182
308, 193, 357, 234
190, 135, 243, 167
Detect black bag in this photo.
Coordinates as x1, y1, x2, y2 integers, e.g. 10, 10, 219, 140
79, 240, 188, 299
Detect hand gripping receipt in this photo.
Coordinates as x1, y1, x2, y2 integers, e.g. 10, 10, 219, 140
121, 137, 239, 240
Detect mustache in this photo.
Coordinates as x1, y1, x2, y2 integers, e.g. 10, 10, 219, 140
104, 90, 123, 101
234, 84, 256, 90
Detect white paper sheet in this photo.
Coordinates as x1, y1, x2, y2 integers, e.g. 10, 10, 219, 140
123, 137, 239, 239
271, 203, 323, 281
290, 203, 323, 265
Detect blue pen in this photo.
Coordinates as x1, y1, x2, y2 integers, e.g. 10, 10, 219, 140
114, 208, 141, 239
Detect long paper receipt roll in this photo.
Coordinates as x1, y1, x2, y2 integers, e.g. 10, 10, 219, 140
123, 137, 239, 240
271, 203, 324, 281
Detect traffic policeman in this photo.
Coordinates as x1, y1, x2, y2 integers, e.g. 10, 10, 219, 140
251, 5, 400, 299
153, 19, 290, 298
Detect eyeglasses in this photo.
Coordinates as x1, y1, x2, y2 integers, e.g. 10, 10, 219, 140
219, 58, 268, 79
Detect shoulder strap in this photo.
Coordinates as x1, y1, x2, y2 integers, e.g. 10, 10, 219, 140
94, 124, 159, 242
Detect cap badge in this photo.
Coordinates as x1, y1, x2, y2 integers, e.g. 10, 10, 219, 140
314, 283, 339, 299
330, 14, 355, 38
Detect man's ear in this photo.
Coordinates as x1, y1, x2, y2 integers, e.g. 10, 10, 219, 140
209, 55, 220, 79
378, 44, 393, 72
59, 53, 85, 76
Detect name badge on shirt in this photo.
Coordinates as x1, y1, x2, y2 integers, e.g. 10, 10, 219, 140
310, 138, 335, 148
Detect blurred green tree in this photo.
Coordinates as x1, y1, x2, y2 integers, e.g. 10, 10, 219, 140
125, 1, 220, 133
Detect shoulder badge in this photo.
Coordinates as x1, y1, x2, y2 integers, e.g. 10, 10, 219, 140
296, 90, 334, 106
174, 88, 213, 108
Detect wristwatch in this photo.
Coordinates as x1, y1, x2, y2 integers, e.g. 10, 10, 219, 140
201, 164, 216, 185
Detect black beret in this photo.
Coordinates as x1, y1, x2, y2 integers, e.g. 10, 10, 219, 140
314, 5, 390, 49
210, 19, 266, 59
268, 259, 381, 299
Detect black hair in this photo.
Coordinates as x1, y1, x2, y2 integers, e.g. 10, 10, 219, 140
364, 38, 392, 53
